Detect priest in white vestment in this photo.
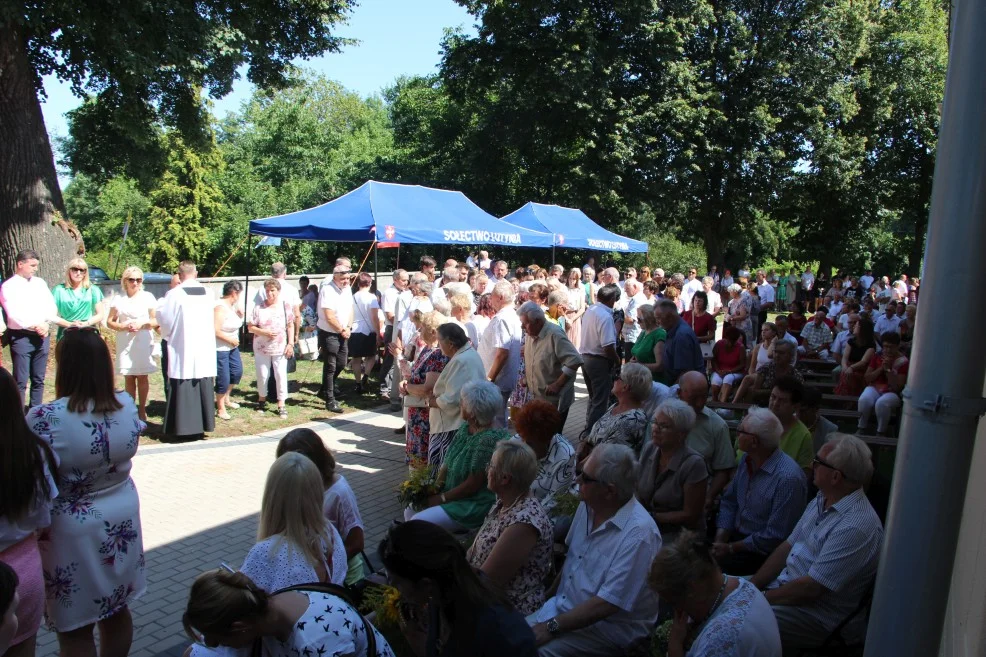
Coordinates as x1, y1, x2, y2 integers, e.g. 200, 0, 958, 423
157, 260, 217, 437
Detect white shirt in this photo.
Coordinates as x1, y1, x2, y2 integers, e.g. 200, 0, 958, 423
859, 275, 874, 291
827, 300, 844, 319
757, 282, 775, 304
738, 269, 751, 279
874, 313, 902, 336
254, 279, 300, 314
351, 289, 380, 335
831, 329, 852, 360
478, 305, 522, 392
529, 498, 662, 649
157, 280, 218, 379
512, 434, 575, 513
705, 289, 724, 314
399, 295, 433, 345
381, 285, 406, 326
622, 292, 647, 342
892, 280, 908, 300
0, 274, 57, 330
465, 314, 490, 348
316, 280, 354, 333
581, 303, 618, 356
681, 278, 704, 309
802, 273, 815, 290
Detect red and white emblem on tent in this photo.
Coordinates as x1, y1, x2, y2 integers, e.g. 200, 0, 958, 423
384, 225, 396, 240
557, 234, 565, 245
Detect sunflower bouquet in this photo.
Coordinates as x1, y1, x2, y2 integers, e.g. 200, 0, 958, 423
397, 460, 446, 511
360, 585, 414, 657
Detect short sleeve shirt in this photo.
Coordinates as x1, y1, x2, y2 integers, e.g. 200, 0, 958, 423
580, 303, 617, 355
52, 284, 104, 338
441, 425, 511, 528
686, 407, 736, 473
779, 420, 813, 469
636, 443, 709, 534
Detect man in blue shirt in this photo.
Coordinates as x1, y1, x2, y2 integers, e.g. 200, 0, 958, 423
656, 299, 705, 385
713, 407, 807, 575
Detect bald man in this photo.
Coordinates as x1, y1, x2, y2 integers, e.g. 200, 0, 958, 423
678, 371, 736, 516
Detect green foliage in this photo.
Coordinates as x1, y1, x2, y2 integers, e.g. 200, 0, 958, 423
64, 174, 152, 272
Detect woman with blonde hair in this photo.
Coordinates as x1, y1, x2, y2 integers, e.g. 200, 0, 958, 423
564, 267, 586, 349
245, 453, 347, 589
52, 257, 106, 340
107, 265, 159, 420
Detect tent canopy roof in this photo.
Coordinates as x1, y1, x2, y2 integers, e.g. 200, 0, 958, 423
249, 181, 555, 248
500, 202, 648, 253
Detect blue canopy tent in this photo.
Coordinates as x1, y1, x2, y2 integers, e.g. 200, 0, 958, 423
500, 202, 649, 253
249, 180, 555, 247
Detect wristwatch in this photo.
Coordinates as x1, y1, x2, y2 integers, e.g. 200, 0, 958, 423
546, 618, 561, 636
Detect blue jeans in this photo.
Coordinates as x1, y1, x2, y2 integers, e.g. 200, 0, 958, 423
9, 330, 50, 408
215, 348, 243, 394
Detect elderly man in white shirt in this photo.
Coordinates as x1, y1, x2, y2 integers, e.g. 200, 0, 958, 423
702, 276, 723, 315
873, 301, 903, 346
620, 279, 646, 361
580, 284, 621, 433
529, 443, 661, 656
478, 280, 522, 427
157, 260, 218, 437
317, 264, 355, 413
380, 269, 411, 395
0, 248, 58, 407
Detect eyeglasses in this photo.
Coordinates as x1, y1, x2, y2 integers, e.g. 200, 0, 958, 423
576, 468, 601, 485
126, 277, 143, 283
812, 456, 843, 475
652, 422, 675, 432
70, 267, 88, 273
736, 428, 759, 439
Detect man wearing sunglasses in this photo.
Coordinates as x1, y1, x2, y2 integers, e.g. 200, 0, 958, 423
750, 434, 883, 653
528, 443, 661, 656
0, 249, 58, 407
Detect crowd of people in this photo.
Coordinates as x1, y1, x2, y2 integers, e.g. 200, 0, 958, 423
0, 247, 919, 657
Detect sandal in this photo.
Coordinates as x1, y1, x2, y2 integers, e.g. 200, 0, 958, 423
278, 408, 288, 419
217, 410, 232, 420
227, 401, 241, 409
257, 401, 268, 414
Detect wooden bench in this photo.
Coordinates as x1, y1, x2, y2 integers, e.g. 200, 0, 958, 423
707, 400, 860, 420
800, 358, 838, 371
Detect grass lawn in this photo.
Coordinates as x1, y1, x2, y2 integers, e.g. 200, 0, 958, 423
2, 332, 393, 445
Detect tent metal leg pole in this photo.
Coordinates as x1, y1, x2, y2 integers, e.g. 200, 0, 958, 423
864, 2, 986, 655
374, 242, 378, 292
243, 232, 252, 341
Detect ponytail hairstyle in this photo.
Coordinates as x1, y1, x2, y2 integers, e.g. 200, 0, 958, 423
183, 569, 269, 644
275, 428, 336, 488
379, 520, 510, 652
2, 367, 57, 517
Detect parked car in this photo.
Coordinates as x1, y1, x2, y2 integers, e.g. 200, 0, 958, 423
142, 272, 175, 284
88, 266, 111, 283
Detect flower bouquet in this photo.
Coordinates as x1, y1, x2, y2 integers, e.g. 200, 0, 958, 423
360, 585, 414, 657
397, 460, 446, 511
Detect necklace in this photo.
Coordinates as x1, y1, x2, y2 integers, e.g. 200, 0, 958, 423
707, 575, 728, 619
684, 575, 730, 650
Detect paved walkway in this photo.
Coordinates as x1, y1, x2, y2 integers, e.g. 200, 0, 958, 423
36, 379, 592, 657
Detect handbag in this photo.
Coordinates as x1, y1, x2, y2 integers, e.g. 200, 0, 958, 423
251, 582, 376, 657
297, 332, 319, 356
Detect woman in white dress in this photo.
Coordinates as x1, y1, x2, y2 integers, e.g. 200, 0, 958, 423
276, 429, 366, 586
27, 328, 146, 657
106, 266, 158, 421
564, 268, 586, 350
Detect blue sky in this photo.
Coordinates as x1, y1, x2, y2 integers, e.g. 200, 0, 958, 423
40, 0, 475, 165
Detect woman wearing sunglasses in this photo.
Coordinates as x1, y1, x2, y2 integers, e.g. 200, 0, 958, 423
51, 258, 106, 341
107, 266, 159, 421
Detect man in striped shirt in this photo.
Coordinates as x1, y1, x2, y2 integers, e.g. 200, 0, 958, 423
751, 434, 884, 652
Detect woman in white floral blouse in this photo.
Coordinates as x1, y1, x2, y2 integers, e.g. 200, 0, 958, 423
467, 441, 553, 615
27, 328, 146, 657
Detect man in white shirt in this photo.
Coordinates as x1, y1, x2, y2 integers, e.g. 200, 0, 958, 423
801, 269, 815, 306
317, 264, 355, 413
873, 301, 902, 346
580, 284, 621, 433
858, 270, 874, 292
680, 267, 704, 310
0, 249, 58, 407
621, 279, 646, 361
830, 313, 860, 365
157, 260, 218, 437
478, 281, 522, 427
254, 262, 301, 400
380, 269, 410, 396
485, 260, 509, 293
892, 275, 908, 301
528, 443, 662, 656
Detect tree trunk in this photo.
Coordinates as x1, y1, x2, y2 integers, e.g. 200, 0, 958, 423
0, 24, 83, 282
702, 208, 725, 271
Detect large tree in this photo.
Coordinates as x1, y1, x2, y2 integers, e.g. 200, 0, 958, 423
0, 0, 354, 281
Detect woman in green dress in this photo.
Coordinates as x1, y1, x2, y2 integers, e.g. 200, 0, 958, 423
630, 303, 668, 382
777, 270, 789, 310
406, 380, 510, 532
51, 257, 106, 340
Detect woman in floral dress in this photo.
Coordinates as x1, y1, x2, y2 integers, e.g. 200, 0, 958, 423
401, 312, 449, 464
27, 329, 145, 657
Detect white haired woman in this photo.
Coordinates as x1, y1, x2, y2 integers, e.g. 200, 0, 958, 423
467, 441, 553, 615
565, 267, 587, 349
650, 531, 781, 657
107, 266, 159, 420
725, 283, 754, 348
636, 398, 708, 539
406, 381, 511, 531
545, 288, 568, 330
51, 257, 106, 340
579, 362, 652, 460
428, 322, 487, 467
